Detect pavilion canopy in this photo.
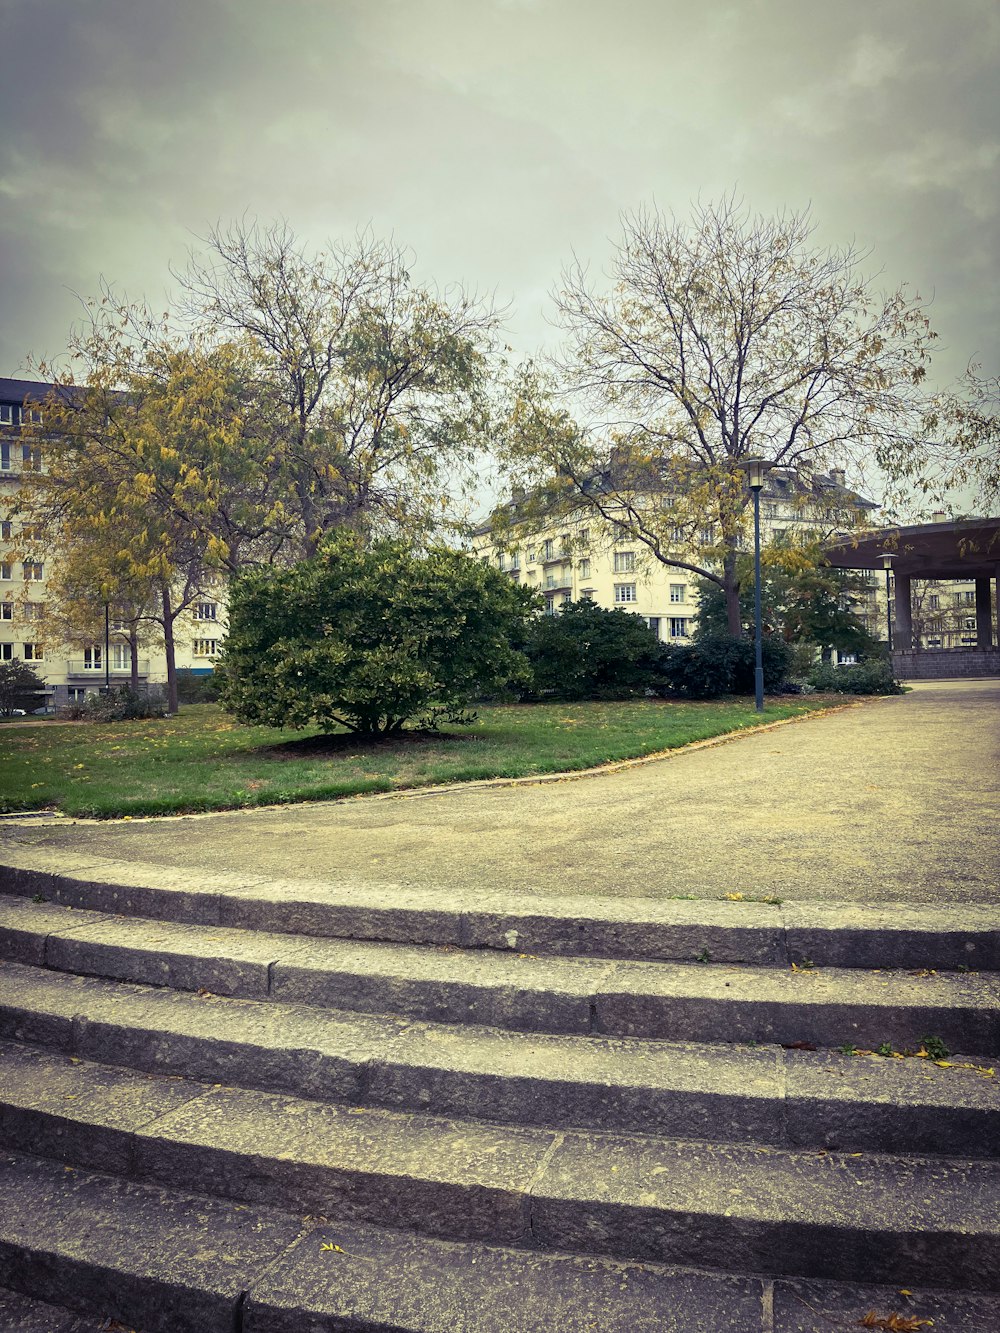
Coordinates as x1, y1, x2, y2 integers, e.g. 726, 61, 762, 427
825, 517, 1000, 579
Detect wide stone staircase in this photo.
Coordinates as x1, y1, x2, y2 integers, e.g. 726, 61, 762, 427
0, 845, 997, 1332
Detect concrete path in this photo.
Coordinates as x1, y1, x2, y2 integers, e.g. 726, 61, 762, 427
3, 679, 998, 906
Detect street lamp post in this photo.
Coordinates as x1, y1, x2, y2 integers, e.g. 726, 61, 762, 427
104, 601, 111, 694
741, 458, 770, 713
881, 553, 897, 654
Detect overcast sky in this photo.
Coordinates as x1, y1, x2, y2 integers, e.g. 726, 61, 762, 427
2, 0, 997, 398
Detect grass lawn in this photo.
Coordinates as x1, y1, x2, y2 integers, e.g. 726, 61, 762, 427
0, 697, 836, 819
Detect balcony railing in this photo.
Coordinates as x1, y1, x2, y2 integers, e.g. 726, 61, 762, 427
66, 661, 149, 678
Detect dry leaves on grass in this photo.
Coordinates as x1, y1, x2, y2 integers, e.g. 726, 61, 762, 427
857, 1312, 934, 1330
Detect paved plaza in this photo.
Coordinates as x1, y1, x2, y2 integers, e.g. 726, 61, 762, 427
3, 678, 997, 906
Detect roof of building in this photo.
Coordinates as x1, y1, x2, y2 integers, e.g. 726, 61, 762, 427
0, 376, 85, 410
475, 464, 875, 538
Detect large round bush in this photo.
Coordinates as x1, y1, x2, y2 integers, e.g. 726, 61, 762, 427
217, 534, 536, 733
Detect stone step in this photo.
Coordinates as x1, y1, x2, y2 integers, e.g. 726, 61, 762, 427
3, 969, 997, 1156
1, 1048, 998, 1290
2, 849, 997, 969
0, 1285, 117, 1331
5, 1152, 998, 1333
2, 897, 998, 1053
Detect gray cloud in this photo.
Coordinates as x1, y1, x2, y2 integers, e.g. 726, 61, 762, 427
1, 0, 996, 387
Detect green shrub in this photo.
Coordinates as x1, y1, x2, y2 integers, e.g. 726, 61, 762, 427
60, 687, 166, 721
176, 669, 221, 704
522, 600, 663, 700
656, 635, 791, 699
806, 659, 903, 695
0, 661, 47, 716
217, 533, 537, 733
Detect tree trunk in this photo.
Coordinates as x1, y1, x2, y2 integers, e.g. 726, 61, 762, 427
129, 627, 140, 693
160, 585, 179, 714
723, 552, 744, 638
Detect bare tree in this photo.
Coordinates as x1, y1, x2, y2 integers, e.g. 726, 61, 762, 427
177, 221, 503, 555
497, 198, 941, 634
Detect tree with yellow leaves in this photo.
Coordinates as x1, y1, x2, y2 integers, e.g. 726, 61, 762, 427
177, 220, 503, 554
19, 320, 259, 711
495, 197, 943, 635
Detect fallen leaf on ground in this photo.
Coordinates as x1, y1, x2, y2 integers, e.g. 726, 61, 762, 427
857, 1312, 933, 1330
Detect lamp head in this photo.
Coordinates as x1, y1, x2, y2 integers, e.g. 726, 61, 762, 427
739, 457, 770, 490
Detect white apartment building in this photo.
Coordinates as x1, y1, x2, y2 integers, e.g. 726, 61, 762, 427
1, 377, 224, 709
475, 466, 906, 657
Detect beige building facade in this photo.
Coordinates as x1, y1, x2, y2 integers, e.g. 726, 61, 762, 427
475, 466, 886, 660
1, 377, 224, 709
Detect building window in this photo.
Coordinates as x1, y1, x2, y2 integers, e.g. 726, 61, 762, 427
669, 617, 689, 638
0, 603, 11, 620
0, 520, 10, 540
613, 551, 635, 573
509, 552, 520, 571
700, 526, 714, 544
542, 539, 554, 561
580, 589, 594, 601
579, 558, 591, 579
23, 643, 43, 661
0, 643, 12, 660
963, 591, 975, 605
110, 644, 131, 670
928, 594, 940, 610
497, 552, 507, 571
22, 562, 43, 581
21, 445, 42, 471
647, 617, 661, 639
0, 563, 11, 581
544, 596, 556, 616
669, 525, 685, 544
527, 549, 537, 564
614, 583, 637, 604
669, 584, 686, 603
0, 442, 10, 470
68, 688, 90, 703
559, 533, 571, 556
579, 528, 590, 549
0, 405, 18, 425
23, 602, 41, 621
83, 647, 103, 670
964, 618, 976, 631
193, 639, 220, 657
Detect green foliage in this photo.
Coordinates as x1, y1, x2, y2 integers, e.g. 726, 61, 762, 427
656, 635, 791, 699
0, 661, 47, 716
522, 600, 663, 700
694, 553, 882, 656
806, 659, 903, 696
176, 669, 221, 704
217, 534, 537, 734
60, 687, 165, 721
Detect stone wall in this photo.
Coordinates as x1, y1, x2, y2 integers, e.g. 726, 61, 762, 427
893, 648, 1000, 680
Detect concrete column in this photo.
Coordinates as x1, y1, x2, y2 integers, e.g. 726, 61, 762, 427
975, 577, 993, 648
893, 573, 912, 651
